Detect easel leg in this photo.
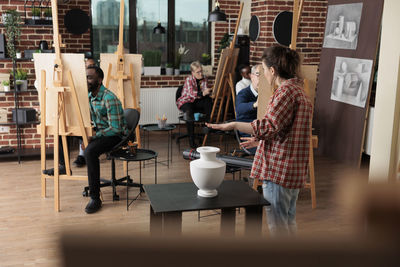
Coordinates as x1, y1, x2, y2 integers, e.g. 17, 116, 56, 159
40, 70, 47, 198
129, 64, 141, 148
54, 93, 60, 212
123, 161, 128, 177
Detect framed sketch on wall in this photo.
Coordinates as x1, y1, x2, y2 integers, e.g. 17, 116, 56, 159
330, 56, 373, 108
323, 3, 363, 50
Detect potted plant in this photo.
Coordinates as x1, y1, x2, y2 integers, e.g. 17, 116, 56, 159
44, 7, 52, 20
32, 7, 41, 20
165, 63, 174, 75
3, 9, 21, 60
217, 33, 231, 54
16, 50, 22, 59
2, 80, 10, 92
201, 53, 213, 75
174, 44, 189, 75
142, 50, 162, 76
14, 69, 28, 91
201, 53, 211, 65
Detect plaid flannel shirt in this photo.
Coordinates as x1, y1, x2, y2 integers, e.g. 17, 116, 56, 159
89, 85, 127, 139
176, 75, 209, 109
250, 78, 312, 189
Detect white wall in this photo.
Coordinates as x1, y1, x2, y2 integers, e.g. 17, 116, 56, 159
369, 0, 400, 182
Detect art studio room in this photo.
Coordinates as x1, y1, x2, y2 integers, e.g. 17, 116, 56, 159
0, 0, 399, 266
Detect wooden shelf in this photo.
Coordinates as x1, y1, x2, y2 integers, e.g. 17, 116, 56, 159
0, 121, 39, 126
0, 147, 52, 160
0, 90, 35, 94
0, 58, 33, 61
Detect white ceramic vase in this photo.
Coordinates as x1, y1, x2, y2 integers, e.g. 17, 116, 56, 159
190, 146, 226, 198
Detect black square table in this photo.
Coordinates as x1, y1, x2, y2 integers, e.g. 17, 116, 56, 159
144, 180, 270, 236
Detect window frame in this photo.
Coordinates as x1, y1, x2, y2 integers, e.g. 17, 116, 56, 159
128, 0, 211, 67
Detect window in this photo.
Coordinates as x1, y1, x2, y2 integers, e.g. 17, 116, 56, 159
175, 0, 209, 71
91, 0, 129, 60
91, 0, 210, 70
136, 0, 168, 63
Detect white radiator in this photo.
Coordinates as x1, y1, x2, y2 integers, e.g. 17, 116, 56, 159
139, 87, 181, 125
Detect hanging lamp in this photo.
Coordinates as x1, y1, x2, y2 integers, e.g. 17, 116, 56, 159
208, 0, 227, 22
153, 0, 166, 34
153, 21, 166, 34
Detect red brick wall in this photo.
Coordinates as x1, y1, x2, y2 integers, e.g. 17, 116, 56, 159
0, 0, 91, 149
0, 0, 327, 150
213, 0, 241, 66
250, 0, 327, 65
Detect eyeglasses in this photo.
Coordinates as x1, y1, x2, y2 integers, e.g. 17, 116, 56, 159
194, 70, 203, 74
251, 72, 260, 77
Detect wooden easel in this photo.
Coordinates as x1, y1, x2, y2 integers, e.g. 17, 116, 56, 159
39, 0, 91, 212
252, 0, 317, 209
291, 0, 317, 209
103, 0, 141, 148
202, 2, 244, 146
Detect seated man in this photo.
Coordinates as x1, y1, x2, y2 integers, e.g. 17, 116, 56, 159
235, 64, 251, 95
236, 65, 260, 123
83, 65, 127, 214
235, 65, 260, 154
176, 61, 212, 148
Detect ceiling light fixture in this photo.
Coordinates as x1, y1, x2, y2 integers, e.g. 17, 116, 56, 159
153, 0, 166, 34
208, 0, 227, 22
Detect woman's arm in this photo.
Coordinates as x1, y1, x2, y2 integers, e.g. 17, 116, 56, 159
206, 121, 253, 135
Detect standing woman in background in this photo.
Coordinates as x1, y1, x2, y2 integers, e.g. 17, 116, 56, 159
207, 45, 313, 236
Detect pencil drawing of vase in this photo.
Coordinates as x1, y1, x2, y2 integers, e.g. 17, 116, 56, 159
190, 146, 226, 198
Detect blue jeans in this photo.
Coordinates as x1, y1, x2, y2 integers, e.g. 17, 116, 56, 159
262, 180, 300, 236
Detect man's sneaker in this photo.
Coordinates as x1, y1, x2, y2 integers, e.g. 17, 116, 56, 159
43, 164, 69, 176
85, 198, 102, 214
73, 155, 86, 168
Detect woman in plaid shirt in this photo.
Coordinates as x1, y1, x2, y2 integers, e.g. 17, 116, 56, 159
176, 61, 213, 148
207, 45, 313, 236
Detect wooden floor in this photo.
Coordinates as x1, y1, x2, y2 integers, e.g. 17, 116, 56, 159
0, 129, 368, 266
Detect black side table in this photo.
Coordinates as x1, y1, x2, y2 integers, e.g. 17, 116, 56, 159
110, 148, 158, 210
141, 123, 176, 168
144, 180, 269, 236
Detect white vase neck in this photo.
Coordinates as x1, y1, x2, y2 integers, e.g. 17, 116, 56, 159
201, 152, 217, 161
197, 146, 220, 161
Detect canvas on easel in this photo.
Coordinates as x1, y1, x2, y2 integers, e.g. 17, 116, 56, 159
99, 0, 142, 149
34, 53, 91, 135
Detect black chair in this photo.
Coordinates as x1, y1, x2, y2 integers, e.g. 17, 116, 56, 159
83, 108, 141, 201
175, 85, 207, 149
175, 85, 189, 144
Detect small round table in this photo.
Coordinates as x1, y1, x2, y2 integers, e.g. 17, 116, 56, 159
110, 148, 158, 210
141, 123, 176, 168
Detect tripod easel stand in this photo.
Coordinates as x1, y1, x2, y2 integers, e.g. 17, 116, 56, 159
252, 0, 317, 209
37, 0, 91, 212
102, 0, 141, 148
202, 2, 243, 146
